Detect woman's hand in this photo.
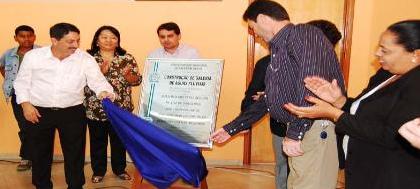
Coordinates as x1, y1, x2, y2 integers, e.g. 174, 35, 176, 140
304, 76, 346, 108
100, 60, 110, 74
284, 96, 343, 121
122, 65, 140, 85
398, 118, 420, 149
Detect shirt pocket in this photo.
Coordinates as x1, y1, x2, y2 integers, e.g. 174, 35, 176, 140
61, 73, 85, 93
4, 63, 14, 71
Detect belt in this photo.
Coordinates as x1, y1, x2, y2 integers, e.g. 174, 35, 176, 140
38, 107, 64, 111
37, 104, 83, 111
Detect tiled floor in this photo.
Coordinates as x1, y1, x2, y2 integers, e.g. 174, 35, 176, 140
0, 160, 275, 189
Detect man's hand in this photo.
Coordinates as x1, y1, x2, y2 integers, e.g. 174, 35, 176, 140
252, 91, 265, 101
21, 102, 41, 124
210, 128, 232, 143
282, 137, 304, 157
98, 91, 115, 101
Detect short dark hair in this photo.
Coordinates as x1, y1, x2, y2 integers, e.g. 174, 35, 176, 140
87, 25, 126, 56
49, 23, 80, 40
15, 25, 35, 35
157, 22, 181, 35
387, 19, 420, 52
307, 20, 342, 47
243, 0, 289, 22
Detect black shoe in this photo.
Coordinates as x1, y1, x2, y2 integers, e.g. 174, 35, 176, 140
16, 160, 31, 171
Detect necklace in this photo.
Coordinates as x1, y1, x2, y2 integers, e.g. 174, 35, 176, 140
100, 52, 115, 62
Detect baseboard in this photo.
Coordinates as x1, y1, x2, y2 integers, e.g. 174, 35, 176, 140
206, 159, 242, 166
0, 154, 89, 162
0, 153, 245, 166
0, 153, 131, 163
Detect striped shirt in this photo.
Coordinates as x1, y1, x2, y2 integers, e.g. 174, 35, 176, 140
223, 24, 345, 140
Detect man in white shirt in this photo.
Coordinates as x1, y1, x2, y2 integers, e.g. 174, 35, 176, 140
148, 22, 200, 59
14, 23, 114, 189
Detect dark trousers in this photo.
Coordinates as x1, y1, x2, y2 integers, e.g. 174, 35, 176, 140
29, 105, 86, 189
87, 119, 127, 176
11, 92, 31, 160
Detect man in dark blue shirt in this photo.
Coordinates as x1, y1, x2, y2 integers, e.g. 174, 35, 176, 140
240, 19, 343, 189
211, 1, 345, 188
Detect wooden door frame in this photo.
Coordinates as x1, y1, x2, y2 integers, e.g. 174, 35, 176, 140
243, 0, 355, 165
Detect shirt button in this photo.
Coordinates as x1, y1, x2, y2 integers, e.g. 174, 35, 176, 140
320, 131, 328, 139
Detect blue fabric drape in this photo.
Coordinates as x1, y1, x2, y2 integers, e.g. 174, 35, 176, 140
102, 99, 208, 189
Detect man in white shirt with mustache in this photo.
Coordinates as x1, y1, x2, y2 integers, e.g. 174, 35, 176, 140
14, 22, 114, 189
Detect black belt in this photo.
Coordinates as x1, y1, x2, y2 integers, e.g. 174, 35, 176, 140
37, 104, 83, 111
36, 107, 63, 111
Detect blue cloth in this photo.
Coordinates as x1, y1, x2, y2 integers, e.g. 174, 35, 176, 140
102, 99, 208, 189
0, 45, 40, 101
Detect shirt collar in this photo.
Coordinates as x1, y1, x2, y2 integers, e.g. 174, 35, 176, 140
46, 46, 81, 60
10, 47, 19, 57
269, 23, 294, 48
164, 44, 183, 56
11, 45, 41, 57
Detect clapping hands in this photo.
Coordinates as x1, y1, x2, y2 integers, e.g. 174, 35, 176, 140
283, 76, 345, 121
304, 76, 346, 108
